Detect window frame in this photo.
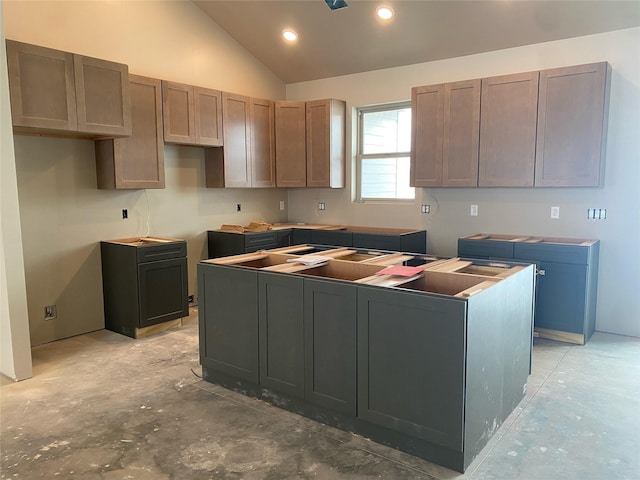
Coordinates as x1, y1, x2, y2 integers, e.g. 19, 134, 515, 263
355, 101, 414, 203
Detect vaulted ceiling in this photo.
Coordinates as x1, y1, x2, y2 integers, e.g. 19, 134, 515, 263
194, 0, 640, 84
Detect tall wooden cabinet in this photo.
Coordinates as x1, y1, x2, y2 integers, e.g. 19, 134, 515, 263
205, 93, 275, 188
535, 62, 609, 187
306, 99, 345, 188
410, 84, 443, 187
161, 80, 223, 146
275, 99, 345, 188
275, 101, 307, 187
250, 97, 277, 187
7, 40, 131, 137
478, 71, 539, 187
95, 75, 165, 189
411, 80, 480, 187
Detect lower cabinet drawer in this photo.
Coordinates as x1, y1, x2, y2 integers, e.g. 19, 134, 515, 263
244, 231, 278, 249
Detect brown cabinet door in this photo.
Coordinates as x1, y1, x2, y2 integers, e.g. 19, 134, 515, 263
535, 63, 609, 187
250, 98, 276, 187
194, 86, 223, 146
6, 40, 78, 132
442, 79, 480, 187
96, 75, 165, 189
275, 101, 307, 187
74, 54, 131, 136
222, 92, 251, 188
162, 80, 196, 144
479, 71, 539, 187
411, 84, 444, 187
306, 99, 345, 188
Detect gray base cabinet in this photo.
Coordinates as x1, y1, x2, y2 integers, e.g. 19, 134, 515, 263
259, 272, 305, 398
458, 234, 599, 344
357, 286, 466, 451
207, 227, 427, 258
198, 264, 259, 383
197, 253, 534, 473
207, 229, 292, 258
101, 238, 188, 338
305, 279, 357, 415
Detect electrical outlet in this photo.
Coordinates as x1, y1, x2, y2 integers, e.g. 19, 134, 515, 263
236, 204, 241, 212
551, 206, 560, 219
470, 204, 478, 216
279, 200, 285, 211
44, 305, 57, 320
421, 204, 430, 214
318, 202, 326, 211
122, 209, 128, 219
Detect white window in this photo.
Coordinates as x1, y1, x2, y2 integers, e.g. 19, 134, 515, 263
356, 102, 414, 201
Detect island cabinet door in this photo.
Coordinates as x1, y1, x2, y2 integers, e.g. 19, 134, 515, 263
259, 272, 305, 399
304, 279, 357, 415
198, 264, 259, 383
357, 286, 467, 452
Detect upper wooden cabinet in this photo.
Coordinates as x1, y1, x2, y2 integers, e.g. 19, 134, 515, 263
478, 71, 539, 187
275, 101, 307, 187
6, 40, 131, 138
306, 99, 345, 188
411, 80, 480, 187
275, 99, 345, 188
535, 62, 610, 187
95, 75, 165, 189
161, 80, 222, 146
205, 93, 275, 188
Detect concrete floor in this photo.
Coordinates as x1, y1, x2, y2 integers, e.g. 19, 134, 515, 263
1, 308, 638, 479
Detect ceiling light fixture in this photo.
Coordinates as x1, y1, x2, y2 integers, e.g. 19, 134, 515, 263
376, 6, 394, 20
282, 29, 298, 42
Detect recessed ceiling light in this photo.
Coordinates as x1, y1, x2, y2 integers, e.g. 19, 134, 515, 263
282, 29, 298, 42
376, 6, 394, 20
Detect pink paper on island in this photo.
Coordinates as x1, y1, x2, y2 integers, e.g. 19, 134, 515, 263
375, 265, 424, 277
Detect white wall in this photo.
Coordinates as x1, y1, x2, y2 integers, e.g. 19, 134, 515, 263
286, 28, 640, 338
0, 6, 32, 380
3, 0, 287, 346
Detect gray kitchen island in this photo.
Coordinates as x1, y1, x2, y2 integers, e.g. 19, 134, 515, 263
197, 246, 535, 472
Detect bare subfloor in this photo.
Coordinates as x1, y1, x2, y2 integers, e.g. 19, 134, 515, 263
1, 308, 638, 479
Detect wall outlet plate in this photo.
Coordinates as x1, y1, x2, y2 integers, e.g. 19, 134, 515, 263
44, 305, 57, 320
551, 206, 560, 219
470, 204, 478, 216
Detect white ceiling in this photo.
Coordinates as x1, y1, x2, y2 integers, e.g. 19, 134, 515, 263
193, 0, 640, 84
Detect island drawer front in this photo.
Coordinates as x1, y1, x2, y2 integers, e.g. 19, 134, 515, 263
136, 241, 187, 263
